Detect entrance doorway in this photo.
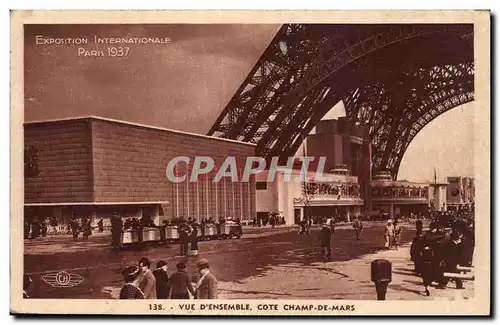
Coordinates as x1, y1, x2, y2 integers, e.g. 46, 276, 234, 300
294, 208, 301, 224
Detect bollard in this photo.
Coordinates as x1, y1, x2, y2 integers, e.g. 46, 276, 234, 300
371, 259, 392, 300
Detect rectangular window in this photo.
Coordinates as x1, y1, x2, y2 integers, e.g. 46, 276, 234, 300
24, 145, 39, 177
256, 182, 267, 190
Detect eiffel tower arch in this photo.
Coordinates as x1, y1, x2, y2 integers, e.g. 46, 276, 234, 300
208, 24, 474, 179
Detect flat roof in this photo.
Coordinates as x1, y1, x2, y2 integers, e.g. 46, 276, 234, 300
24, 201, 170, 206
24, 116, 256, 147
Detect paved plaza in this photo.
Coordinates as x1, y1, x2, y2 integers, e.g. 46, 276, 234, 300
24, 222, 473, 301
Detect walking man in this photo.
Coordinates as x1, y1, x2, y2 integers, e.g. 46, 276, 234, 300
297, 219, 306, 235
179, 222, 190, 257
319, 223, 332, 261
137, 257, 157, 299
168, 262, 195, 299
416, 219, 423, 237
194, 259, 218, 299
190, 222, 199, 256
384, 219, 395, 249
353, 216, 364, 240
70, 217, 79, 241
97, 219, 104, 233
393, 219, 403, 250
420, 242, 435, 296
82, 217, 92, 240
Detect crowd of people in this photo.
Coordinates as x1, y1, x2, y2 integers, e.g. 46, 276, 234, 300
252, 213, 286, 228
24, 216, 104, 240
303, 182, 361, 198
410, 211, 475, 296
371, 186, 428, 198
119, 257, 218, 300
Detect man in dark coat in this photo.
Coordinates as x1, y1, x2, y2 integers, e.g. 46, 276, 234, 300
235, 218, 243, 237
190, 223, 199, 256
153, 260, 169, 299
82, 218, 92, 240
443, 232, 466, 289
416, 219, 423, 237
178, 222, 190, 257
319, 223, 332, 261
97, 219, 104, 233
70, 217, 79, 241
168, 262, 195, 299
420, 241, 435, 296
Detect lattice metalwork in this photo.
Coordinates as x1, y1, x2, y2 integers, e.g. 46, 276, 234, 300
208, 24, 474, 179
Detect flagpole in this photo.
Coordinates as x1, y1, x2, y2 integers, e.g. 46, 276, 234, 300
186, 164, 190, 218
175, 164, 179, 218
232, 177, 235, 219
196, 171, 200, 222
302, 134, 310, 223
247, 177, 251, 221
206, 172, 209, 218
240, 168, 244, 220
215, 169, 219, 217
224, 176, 227, 218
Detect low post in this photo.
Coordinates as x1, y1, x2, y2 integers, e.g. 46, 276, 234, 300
371, 259, 392, 300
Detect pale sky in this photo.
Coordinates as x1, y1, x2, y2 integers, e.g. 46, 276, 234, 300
24, 24, 474, 183
397, 103, 474, 182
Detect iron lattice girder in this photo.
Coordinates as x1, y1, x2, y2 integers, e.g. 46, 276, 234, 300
208, 24, 474, 178
343, 63, 474, 178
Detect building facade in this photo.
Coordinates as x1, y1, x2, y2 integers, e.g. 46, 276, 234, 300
255, 168, 363, 225
24, 116, 256, 226
446, 176, 475, 209
370, 171, 429, 217
428, 182, 449, 212
306, 117, 372, 211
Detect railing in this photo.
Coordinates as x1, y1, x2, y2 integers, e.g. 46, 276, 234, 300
303, 182, 361, 198
371, 187, 428, 198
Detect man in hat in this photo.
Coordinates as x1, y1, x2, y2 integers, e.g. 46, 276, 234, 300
420, 241, 435, 296
120, 265, 145, 299
352, 216, 364, 240
190, 222, 199, 256
384, 219, 395, 249
415, 219, 423, 237
153, 260, 170, 299
393, 219, 403, 250
69, 216, 79, 241
319, 223, 332, 261
178, 221, 191, 257
97, 219, 104, 233
194, 258, 218, 299
137, 257, 157, 299
168, 262, 195, 299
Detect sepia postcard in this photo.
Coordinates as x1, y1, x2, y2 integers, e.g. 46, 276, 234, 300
10, 10, 490, 316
